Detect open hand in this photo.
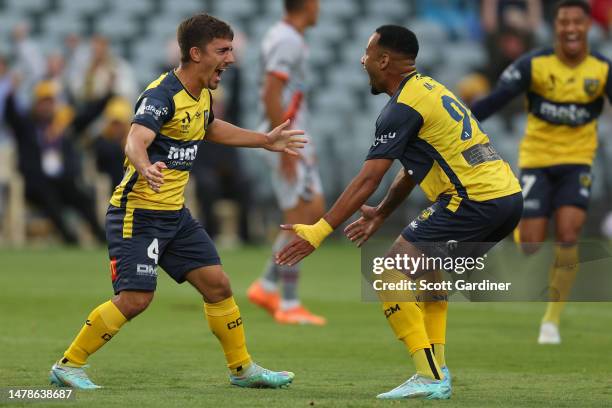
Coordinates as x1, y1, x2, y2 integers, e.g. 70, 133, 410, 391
265, 119, 307, 156
344, 205, 385, 247
143, 161, 167, 192
275, 224, 316, 266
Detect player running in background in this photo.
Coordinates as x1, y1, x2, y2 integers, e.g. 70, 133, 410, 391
277, 25, 523, 400
472, 0, 612, 344
247, 0, 326, 325
49, 14, 304, 390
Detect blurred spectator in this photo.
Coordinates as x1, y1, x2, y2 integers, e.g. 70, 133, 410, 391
92, 97, 131, 189
481, 0, 542, 80
480, 1, 542, 128
11, 23, 46, 109
0, 57, 14, 126
482, 0, 543, 34
69, 35, 137, 104
591, 0, 612, 32
416, 0, 482, 41
3, 80, 112, 244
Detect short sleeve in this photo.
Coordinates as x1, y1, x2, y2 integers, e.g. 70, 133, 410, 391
264, 37, 302, 80
132, 88, 173, 134
366, 103, 424, 161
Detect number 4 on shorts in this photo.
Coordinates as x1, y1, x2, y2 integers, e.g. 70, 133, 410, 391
148, 238, 159, 264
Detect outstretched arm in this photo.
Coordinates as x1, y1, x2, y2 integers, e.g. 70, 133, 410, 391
206, 118, 306, 155
471, 52, 532, 121
275, 158, 393, 266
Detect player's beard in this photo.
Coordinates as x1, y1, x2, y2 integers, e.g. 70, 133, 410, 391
368, 72, 383, 95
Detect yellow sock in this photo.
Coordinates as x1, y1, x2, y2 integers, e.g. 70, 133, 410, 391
63, 300, 127, 366
424, 299, 448, 367
431, 344, 446, 368
382, 301, 443, 380
204, 297, 252, 375
412, 348, 443, 380
542, 245, 579, 325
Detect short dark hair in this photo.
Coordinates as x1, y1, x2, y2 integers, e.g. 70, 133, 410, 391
177, 13, 234, 63
554, 0, 591, 18
284, 0, 307, 13
375, 25, 419, 59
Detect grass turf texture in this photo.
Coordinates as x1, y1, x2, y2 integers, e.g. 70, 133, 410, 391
1, 242, 611, 407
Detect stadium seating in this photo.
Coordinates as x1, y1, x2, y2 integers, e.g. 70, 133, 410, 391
0, 0, 609, 223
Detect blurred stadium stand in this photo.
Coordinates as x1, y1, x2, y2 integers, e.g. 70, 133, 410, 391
0, 0, 610, 244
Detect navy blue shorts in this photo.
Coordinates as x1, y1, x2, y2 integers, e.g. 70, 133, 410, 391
106, 205, 221, 294
401, 192, 523, 257
519, 165, 592, 218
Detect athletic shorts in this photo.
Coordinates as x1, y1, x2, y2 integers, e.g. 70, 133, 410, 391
106, 205, 221, 294
519, 165, 592, 218
269, 159, 323, 210
401, 192, 523, 258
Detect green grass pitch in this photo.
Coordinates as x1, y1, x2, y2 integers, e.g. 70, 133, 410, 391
1, 243, 611, 407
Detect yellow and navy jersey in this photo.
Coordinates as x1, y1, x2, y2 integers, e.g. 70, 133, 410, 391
473, 48, 612, 168
110, 71, 215, 211
366, 72, 521, 204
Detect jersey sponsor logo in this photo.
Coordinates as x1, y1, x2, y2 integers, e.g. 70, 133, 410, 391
501, 64, 521, 83
539, 101, 591, 125
372, 132, 397, 147
227, 317, 243, 330
168, 145, 199, 161
135, 97, 169, 120
384, 303, 401, 318
584, 78, 600, 96
136, 264, 158, 277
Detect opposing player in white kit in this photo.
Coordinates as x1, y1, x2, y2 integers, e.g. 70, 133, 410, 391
247, 0, 326, 325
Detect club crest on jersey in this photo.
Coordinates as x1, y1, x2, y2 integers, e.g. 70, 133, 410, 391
418, 206, 435, 222
583, 78, 599, 96
181, 112, 192, 133
579, 172, 592, 188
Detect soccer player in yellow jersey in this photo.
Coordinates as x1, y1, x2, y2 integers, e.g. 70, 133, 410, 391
277, 25, 523, 400
49, 14, 305, 390
472, 0, 612, 344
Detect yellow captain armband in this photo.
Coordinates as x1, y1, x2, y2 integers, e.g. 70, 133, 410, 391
293, 218, 333, 249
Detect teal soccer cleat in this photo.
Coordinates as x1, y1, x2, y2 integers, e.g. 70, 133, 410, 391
441, 365, 452, 387
229, 363, 294, 388
49, 363, 101, 389
376, 374, 451, 400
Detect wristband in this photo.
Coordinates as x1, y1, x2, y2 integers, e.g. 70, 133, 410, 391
293, 218, 333, 248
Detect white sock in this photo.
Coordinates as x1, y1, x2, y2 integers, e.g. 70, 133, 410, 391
260, 278, 277, 292
280, 299, 300, 310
